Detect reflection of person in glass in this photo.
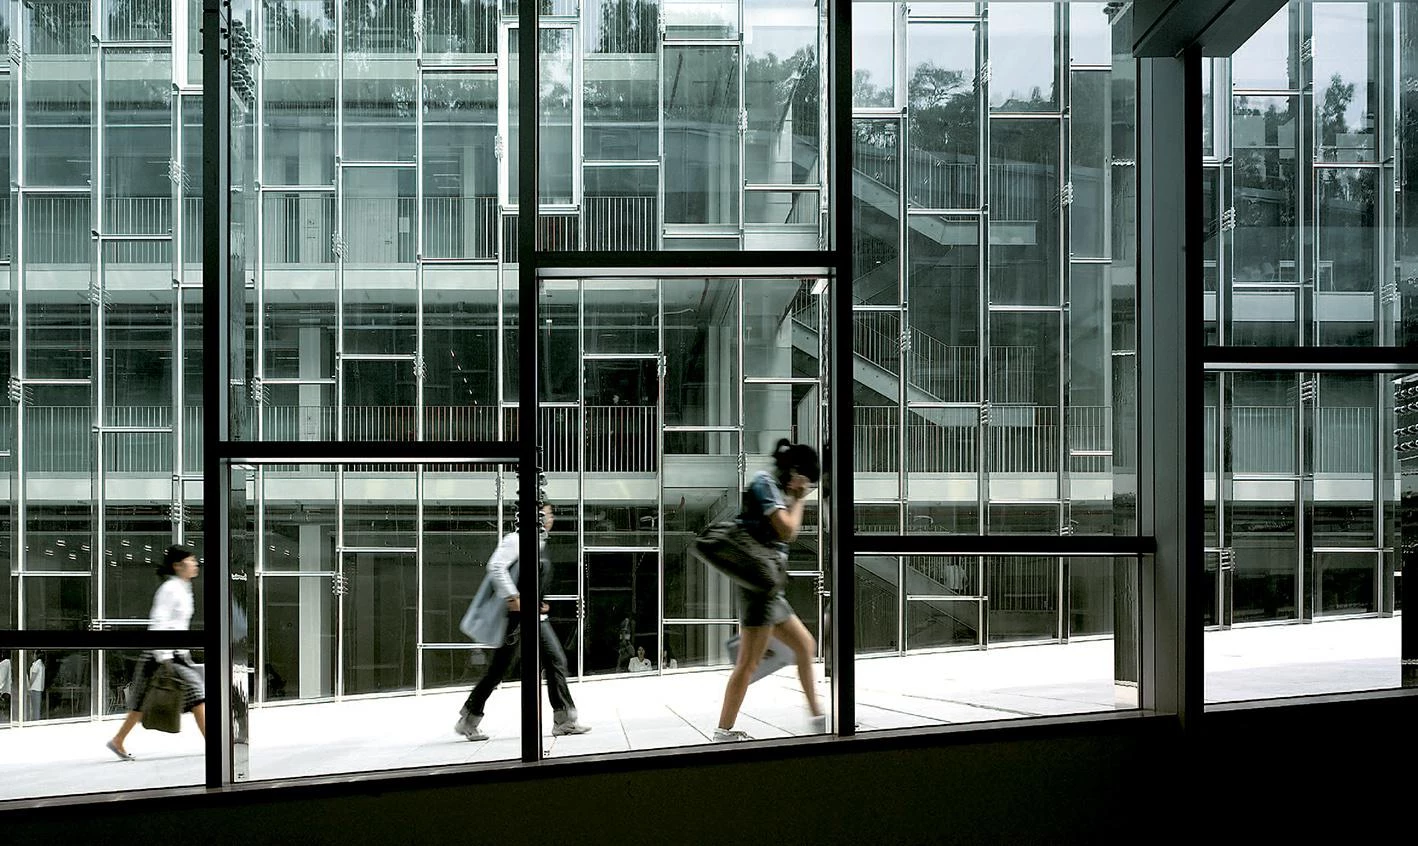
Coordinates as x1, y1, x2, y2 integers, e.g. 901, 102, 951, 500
107, 545, 207, 760
0, 654, 12, 721
714, 440, 825, 742
455, 504, 592, 741
628, 646, 652, 673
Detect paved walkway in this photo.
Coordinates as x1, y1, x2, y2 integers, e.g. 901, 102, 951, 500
0, 617, 1401, 802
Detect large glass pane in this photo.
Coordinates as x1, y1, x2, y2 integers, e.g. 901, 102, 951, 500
907, 216, 979, 396
0, 649, 205, 801
539, 28, 575, 206
263, 4, 337, 185
854, 1, 895, 107
1068, 2, 1112, 66
1232, 5, 1295, 91
24, 2, 92, 186
854, 555, 1138, 733
989, 119, 1062, 306
664, 279, 739, 426
103, 49, 172, 237
907, 23, 979, 209
584, 166, 658, 251
744, 0, 820, 185
424, 0, 498, 61
1313, 3, 1380, 163
1231, 95, 1299, 338
988, 2, 1058, 112
1069, 71, 1108, 259
422, 74, 498, 260
664, 46, 741, 226
853, 120, 901, 305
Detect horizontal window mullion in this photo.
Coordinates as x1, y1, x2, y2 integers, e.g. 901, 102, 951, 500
854, 535, 1155, 557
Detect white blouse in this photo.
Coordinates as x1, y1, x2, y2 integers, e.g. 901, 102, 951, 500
149, 576, 194, 661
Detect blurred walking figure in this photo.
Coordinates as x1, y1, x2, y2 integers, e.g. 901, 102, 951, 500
107, 545, 207, 760
714, 440, 824, 742
456, 504, 591, 740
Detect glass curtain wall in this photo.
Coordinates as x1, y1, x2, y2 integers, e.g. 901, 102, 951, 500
3, 0, 203, 725
0, 1, 1144, 723
851, 1, 1136, 657
1203, 3, 1402, 630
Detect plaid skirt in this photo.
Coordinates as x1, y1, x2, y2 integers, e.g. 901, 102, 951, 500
125, 653, 206, 713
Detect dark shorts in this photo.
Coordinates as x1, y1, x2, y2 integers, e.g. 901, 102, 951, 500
737, 588, 794, 628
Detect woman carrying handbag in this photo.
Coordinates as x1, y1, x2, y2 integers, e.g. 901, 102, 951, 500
106, 545, 207, 761
712, 439, 824, 742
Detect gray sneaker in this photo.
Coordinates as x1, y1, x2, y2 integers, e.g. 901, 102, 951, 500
552, 708, 592, 736
713, 728, 752, 742
454, 709, 488, 741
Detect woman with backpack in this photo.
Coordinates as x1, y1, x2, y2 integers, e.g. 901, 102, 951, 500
713, 439, 825, 742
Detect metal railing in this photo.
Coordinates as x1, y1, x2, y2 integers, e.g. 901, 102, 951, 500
21, 197, 200, 265
424, 196, 498, 259
584, 196, 658, 251
423, 0, 499, 55
18, 403, 1374, 480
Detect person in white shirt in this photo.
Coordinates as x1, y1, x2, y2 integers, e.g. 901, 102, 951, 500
0, 655, 12, 720
628, 646, 652, 673
27, 654, 45, 720
661, 650, 678, 671
106, 545, 207, 761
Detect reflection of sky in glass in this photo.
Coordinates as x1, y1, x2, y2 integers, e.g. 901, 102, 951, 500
1232, 5, 1291, 90
744, 1, 818, 60
988, 2, 1056, 108
853, 2, 896, 104
1313, 3, 1372, 144
1068, 2, 1111, 66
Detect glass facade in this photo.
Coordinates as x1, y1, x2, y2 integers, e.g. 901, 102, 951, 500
1203, 3, 1403, 635
0, 0, 1408, 805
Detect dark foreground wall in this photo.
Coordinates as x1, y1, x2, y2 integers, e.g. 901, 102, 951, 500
3, 696, 1411, 844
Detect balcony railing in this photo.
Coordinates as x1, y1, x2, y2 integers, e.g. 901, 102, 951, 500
21, 197, 201, 265
13, 405, 1380, 480
584, 196, 657, 251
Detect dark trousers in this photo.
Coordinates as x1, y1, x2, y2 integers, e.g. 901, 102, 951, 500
463, 618, 573, 717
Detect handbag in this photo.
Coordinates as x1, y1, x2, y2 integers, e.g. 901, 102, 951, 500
139, 662, 183, 734
726, 634, 793, 683
691, 521, 785, 592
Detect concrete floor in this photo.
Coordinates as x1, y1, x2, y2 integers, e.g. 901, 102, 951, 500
0, 616, 1401, 802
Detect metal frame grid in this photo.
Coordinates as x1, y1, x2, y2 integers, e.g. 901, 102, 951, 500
14, 0, 1382, 803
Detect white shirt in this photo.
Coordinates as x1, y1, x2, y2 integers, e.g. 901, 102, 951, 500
0, 657, 11, 695
28, 658, 44, 692
628, 657, 652, 672
149, 576, 195, 662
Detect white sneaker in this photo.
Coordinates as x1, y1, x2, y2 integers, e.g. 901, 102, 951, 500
713, 728, 752, 742
808, 714, 828, 734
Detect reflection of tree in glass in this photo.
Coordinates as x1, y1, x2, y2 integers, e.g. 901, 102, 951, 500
854, 70, 893, 109
592, 0, 658, 54
104, 0, 171, 41
343, 0, 416, 52
904, 62, 976, 161
1232, 96, 1298, 281
264, 0, 337, 53
1317, 72, 1372, 158
746, 46, 819, 138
